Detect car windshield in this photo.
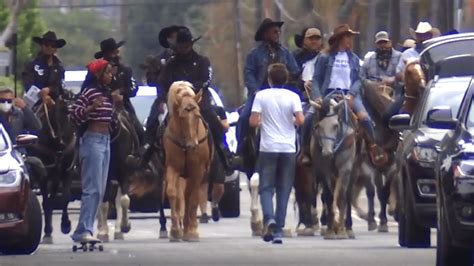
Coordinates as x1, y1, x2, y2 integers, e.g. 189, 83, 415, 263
130, 96, 156, 125
420, 82, 467, 128
0, 128, 8, 151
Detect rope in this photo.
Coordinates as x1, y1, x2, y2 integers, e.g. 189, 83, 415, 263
43, 103, 57, 139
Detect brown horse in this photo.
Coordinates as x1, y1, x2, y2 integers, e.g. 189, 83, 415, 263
163, 81, 211, 242
401, 60, 426, 114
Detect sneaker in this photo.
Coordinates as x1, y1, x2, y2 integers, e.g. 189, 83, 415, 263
272, 236, 283, 244
211, 207, 220, 222
263, 221, 276, 242
72, 232, 100, 243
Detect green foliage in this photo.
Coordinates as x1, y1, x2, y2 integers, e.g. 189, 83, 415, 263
40, 8, 116, 69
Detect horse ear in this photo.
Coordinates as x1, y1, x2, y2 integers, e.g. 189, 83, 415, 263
195, 89, 203, 103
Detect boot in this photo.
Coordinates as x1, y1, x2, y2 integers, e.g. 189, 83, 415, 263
367, 141, 388, 167
298, 144, 311, 165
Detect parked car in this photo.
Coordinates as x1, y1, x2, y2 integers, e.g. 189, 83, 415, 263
390, 77, 470, 248
390, 32, 474, 249
430, 77, 474, 266
0, 124, 42, 255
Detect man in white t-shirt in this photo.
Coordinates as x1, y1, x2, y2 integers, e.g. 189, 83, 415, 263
249, 63, 304, 244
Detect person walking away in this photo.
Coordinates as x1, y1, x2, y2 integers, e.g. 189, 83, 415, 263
249, 63, 304, 244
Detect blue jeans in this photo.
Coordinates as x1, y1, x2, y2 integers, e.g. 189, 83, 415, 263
236, 94, 255, 145
301, 107, 316, 148
258, 152, 296, 237
72, 131, 110, 240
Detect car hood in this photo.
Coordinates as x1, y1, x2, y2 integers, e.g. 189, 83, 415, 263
0, 150, 22, 173
416, 127, 449, 145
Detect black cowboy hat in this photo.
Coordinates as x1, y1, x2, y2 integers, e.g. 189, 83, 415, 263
32, 31, 66, 48
255, 18, 284, 42
294, 27, 322, 48
328, 24, 359, 46
94, 38, 125, 59
174, 28, 201, 46
158, 25, 189, 48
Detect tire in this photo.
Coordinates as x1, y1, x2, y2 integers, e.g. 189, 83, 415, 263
436, 199, 472, 266
398, 176, 406, 247
404, 177, 431, 248
0, 190, 42, 255
219, 176, 240, 218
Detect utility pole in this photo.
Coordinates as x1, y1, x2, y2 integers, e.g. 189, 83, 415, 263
233, 0, 243, 103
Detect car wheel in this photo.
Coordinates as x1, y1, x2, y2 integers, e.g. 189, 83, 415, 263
436, 200, 472, 266
219, 175, 240, 218
404, 177, 431, 248
0, 190, 42, 255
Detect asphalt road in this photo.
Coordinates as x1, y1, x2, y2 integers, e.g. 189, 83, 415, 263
0, 175, 436, 266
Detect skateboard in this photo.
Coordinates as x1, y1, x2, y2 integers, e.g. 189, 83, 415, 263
72, 240, 104, 252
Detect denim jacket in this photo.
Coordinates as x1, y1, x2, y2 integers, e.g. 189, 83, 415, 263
311, 50, 362, 99
244, 43, 300, 98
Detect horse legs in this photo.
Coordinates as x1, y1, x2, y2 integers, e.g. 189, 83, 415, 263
41, 182, 54, 244
114, 186, 131, 240
183, 174, 202, 242
249, 173, 263, 236
60, 174, 72, 234
97, 201, 110, 242
323, 178, 336, 240
165, 167, 182, 242
159, 205, 168, 239
365, 178, 377, 231
374, 173, 390, 233
334, 175, 349, 239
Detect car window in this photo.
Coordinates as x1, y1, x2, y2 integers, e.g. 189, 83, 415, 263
0, 128, 8, 151
466, 98, 474, 132
420, 86, 467, 128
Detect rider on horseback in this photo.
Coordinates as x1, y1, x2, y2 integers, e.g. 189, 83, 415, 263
158, 27, 235, 172
311, 24, 387, 166
22, 31, 66, 108
94, 38, 145, 145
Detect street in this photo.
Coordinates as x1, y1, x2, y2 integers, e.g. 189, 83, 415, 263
0, 175, 436, 266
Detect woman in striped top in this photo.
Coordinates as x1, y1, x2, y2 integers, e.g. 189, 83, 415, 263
70, 59, 115, 243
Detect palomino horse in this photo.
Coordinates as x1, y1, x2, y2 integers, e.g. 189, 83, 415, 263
401, 60, 426, 114
311, 95, 357, 239
163, 81, 211, 242
96, 104, 140, 242
27, 95, 77, 244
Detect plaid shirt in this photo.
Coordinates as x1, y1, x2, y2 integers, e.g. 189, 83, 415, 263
361, 49, 402, 82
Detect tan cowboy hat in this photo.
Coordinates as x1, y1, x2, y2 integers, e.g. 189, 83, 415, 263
328, 24, 359, 46
409, 22, 440, 38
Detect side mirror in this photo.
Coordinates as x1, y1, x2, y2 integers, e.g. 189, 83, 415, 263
389, 114, 411, 131
14, 134, 38, 147
426, 106, 457, 130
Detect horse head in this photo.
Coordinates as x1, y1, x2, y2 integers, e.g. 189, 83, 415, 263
314, 96, 346, 157
402, 59, 426, 114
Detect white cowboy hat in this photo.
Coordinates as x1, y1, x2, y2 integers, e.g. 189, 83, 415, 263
409, 22, 436, 38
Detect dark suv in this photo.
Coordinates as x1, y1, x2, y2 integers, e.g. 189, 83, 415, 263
429, 67, 474, 266
390, 77, 470, 248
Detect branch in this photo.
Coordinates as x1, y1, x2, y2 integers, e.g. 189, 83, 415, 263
0, 0, 27, 47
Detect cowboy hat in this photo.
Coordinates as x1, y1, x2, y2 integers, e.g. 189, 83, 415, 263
32, 31, 66, 48
328, 24, 359, 46
174, 28, 201, 46
409, 22, 438, 38
255, 18, 284, 42
294, 27, 322, 48
158, 25, 188, 48
94, 38, 125, 59
374, 31, 390, 44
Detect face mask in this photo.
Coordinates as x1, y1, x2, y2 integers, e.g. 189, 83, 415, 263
0, 102, 12, 113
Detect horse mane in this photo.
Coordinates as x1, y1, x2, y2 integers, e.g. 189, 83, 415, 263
167, 81, 196, 117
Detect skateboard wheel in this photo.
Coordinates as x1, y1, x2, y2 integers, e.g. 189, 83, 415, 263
72, 245, 77, 252
98, 245, 104, 252
82, 245, 87, 252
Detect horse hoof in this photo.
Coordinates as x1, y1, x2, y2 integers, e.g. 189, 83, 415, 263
114, 232, 124, 240
121, 222, 131, 233
199, 213, 209, 224
97, 234, 109, 243
368, 221, 377, 231
42, 235, 53, 244
323, 229, 336, 240
347, 229, 356, 239
61, 220, 72, 234
378, 224, 389, 233
297, 227, 315, 237
159, 230, 168, 239
183, 232, 200, 242
251, 221, 263, 236
313, 223, 320, 233
170, 229, 183, 241
336, 230, 349, 239
320, 226, 327, 236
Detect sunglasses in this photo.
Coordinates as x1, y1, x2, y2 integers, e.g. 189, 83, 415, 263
0, 98, 12, 103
